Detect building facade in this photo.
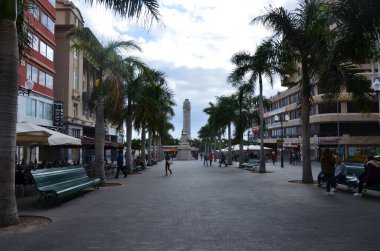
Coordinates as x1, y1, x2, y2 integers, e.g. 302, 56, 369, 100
262, 83, 380, 162
17, 0, 57, 163
55, 0, 123, 164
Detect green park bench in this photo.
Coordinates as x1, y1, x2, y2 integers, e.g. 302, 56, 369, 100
336, 163, 380, 193
30, 166, 100, 206
240, 159, 260, 171
131, 160, 145, 173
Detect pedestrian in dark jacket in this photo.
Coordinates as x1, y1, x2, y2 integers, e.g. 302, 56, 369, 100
354, 155, 380, 197
115, 150, 127, 178
321, 148, 336, 195
219, 152, 227, 167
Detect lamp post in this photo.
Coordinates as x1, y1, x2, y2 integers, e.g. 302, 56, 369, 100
275, 114, 289, 168
19, 78, 34, 97
373, 78, 380, 132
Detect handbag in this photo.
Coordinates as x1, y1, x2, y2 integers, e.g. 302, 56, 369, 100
168, 160, 173, 165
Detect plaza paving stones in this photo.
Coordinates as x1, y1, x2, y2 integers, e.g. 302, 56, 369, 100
1, 159, 380, 251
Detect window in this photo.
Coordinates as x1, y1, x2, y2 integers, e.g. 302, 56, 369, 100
73, 103, 78, 118
39, 102, 52, 119
26, 64, 38, 83
38, 101, 44, 118
39, 71, 46, 87
37, 70, 53, 89
44, 103, 52, 120
73, 71, 78, 90
46, 74, 53, 88
48, 0, 55, 7
28, 32, 39, 51
73, 48, 78, 60
39, 41, 54, 61
46, 45, 54, 61
40, 11, 55, 34
72, 129, 81, 138
26, 99, 37, 117
41, 12, 48, 28
29, 2, 39, 20
318, 103, 338, 114
47, 17, 55, 34
39, 41, 47, 57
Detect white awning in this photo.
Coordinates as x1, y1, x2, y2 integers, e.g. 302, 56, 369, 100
17, 122, 81, 146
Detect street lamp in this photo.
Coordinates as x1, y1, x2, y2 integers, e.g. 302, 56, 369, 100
19, 78, 34, 97
373, 78, 380, 131
275, 114, 289, 168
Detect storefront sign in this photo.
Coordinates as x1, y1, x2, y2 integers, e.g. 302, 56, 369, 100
53, 101, 64, 128
318, 139, 338, 144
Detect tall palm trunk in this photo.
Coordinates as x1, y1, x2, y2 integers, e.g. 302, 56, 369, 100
152, 134, 157, 163
301, 64, 313, 183
125, 101, 133, 171
227, 123, 232, 165
218, 135, 222, 161
0, 17, 20, 227
147, 131, 152, 165
95, 95, 106, 183
258, 74, 266, 173
140, 124, 146, 166
239, 137, 244, 167
157, 136, 162, 161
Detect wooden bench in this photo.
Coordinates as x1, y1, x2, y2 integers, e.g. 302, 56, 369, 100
336, 163, 380, 193
30, 166, 100, 206
240, 159, 260, 171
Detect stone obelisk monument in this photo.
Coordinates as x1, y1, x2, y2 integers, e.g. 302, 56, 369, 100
176, 99, 193, 160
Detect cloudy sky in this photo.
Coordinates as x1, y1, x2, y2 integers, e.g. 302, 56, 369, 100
72, 0, 298, 139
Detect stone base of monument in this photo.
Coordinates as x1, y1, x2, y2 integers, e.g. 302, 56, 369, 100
176, 145, 193, 160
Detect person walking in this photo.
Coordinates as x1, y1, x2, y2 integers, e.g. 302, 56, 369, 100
165, 153, 173, 176
271, 151, 277, 165
115, 150, 127, 178
320, 148, 336, 195
208, 152, 213, 166
219, 152, 227, 167
203, 152, 209, 166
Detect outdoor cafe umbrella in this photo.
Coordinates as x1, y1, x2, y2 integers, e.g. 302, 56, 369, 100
16, 122, 52, 146
16, 122, 81, 146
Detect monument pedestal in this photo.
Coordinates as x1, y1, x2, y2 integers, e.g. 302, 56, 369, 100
176, 132, 193, 160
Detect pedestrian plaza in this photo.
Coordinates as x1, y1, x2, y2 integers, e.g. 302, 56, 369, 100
1, 159, 380, 251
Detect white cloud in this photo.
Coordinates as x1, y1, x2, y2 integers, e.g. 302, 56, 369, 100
72, 0, 297, 138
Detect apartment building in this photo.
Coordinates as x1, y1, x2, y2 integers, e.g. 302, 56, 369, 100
263, 83, 380, 162
18, 0, 56, 126
55, 0, 123, 164
17, 0, 57, 163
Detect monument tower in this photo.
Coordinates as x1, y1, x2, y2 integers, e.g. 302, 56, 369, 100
176, 99, 193, 160
183, 99, 191, 138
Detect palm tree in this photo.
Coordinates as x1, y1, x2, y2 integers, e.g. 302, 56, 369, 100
232, 85, 258, 167
215, 95, 236, 165
252, 0, 327, 182
121, 61, 149, 172
228, 40, 276, 173
203, 102, 221, 156
0, 1, 20, 228
0, 0, 160, 228
134, 69, 175, 166
315, 1, 380, 111
67, 27, 143, 183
